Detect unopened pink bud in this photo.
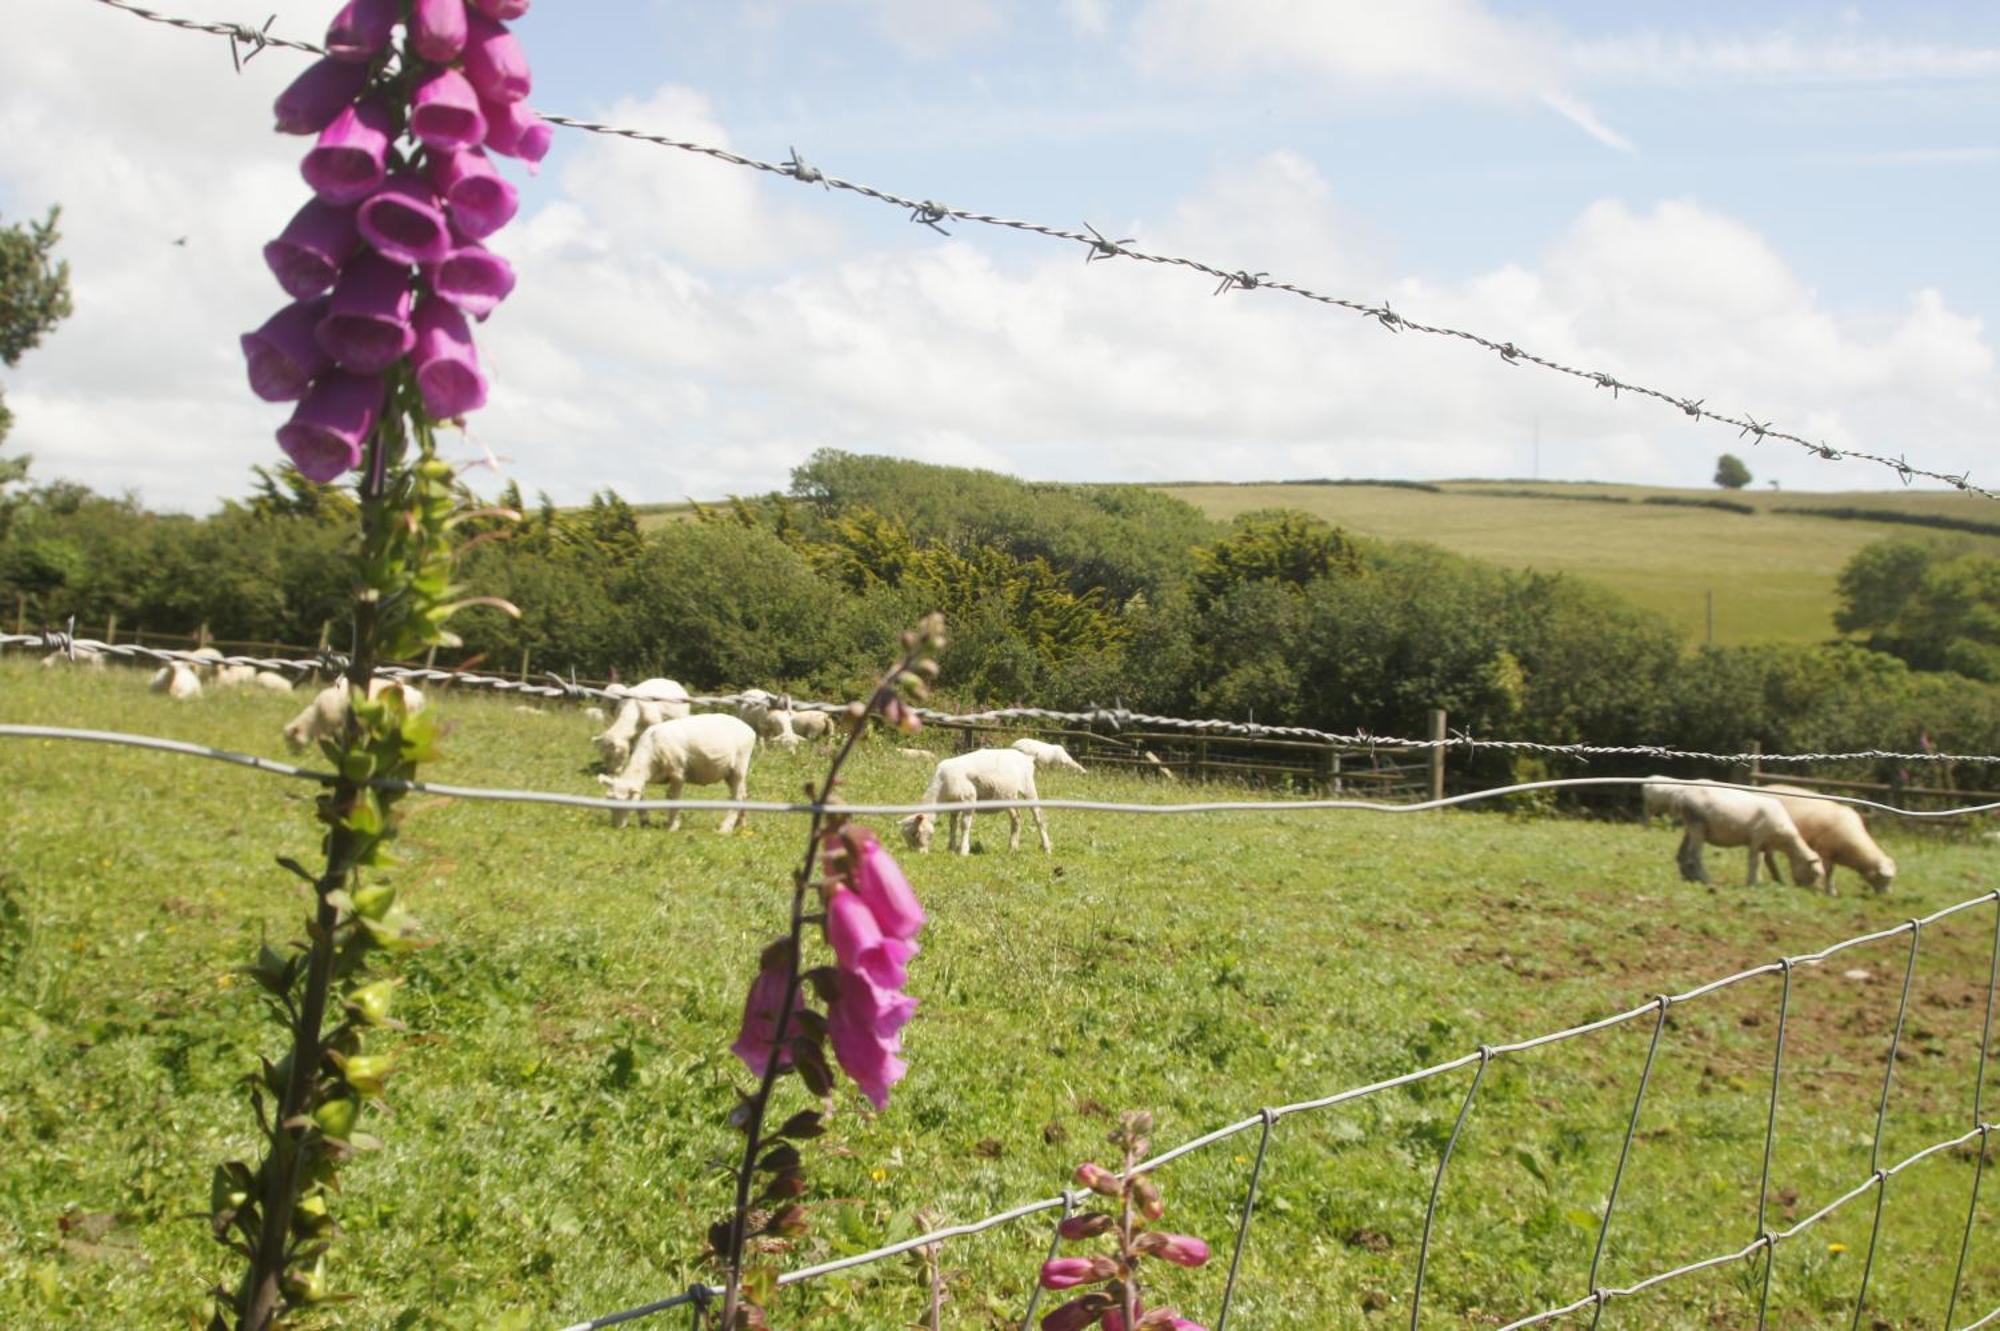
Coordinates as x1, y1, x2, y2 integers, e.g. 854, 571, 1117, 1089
1039, 1256, 1117, 1290
1057, 1213, 1114, 1241
1134, 1232, 1210, 1268
1073, 1163, 1121, 1197
1132, 1178, 1164, 1220
1041, 1295, 1113, 1331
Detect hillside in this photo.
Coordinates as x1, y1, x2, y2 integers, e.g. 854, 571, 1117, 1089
1155, 481, 2000, 646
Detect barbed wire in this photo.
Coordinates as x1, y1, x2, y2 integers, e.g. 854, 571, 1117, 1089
12, 633, 2000, 769
6, 724, 2000, 821
84, 0, 1993, 500
558, 889, 2000, 1330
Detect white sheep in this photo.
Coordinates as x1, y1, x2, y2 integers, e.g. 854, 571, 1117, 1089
251, 670, 297, 694
1011, 737, 1087, 775
899, 748, 1050, 856
895, 747, 936, 762
582, 705, 606, 724
211, 663, 261, 689
1759, 784, 1897, 895
596, 713, 757, 832
1641, 777, 1822, 888
41, 646, 107, 670
592, 678, 692, 769
149, 662, 203, 700
784, 708, 835, 742
282, 676, 427, 753
188, 646, 226, 680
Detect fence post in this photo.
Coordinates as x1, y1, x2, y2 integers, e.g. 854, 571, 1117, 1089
517, 646, 531, 683
317, 620, 332, 653
105, 613, 118, 645
12, 591, 23, 635
1746, 740, 1762, 787
1428, 708, 1447, 802
198, 621, 211, 648
1196, 737, 1209, 785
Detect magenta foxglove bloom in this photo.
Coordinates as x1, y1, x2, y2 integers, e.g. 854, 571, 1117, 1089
1038, 1258, 1117, 1291
847, 828, 924, 940
277, 370, 383, 482
411, 0, 468, 62
302, 96, 393, 206
410, 68, 487, 151
481, 96, 552, 167
1134, 1233, 1211, 1267
1041, 1297, 1112, 1331
324, 0, 396, 62
273, 58, 372, 136
428, 147, 518, 240
471, 0, 530, 18
357, 174, 453, 265
826, 969, 913, 1109
827, 889, 917, 990
240, 298, 333, 402
411, 299, 488, 420
463, 13, 532, 104
263, 198, 360, 299
316, 252, 415, 373
730, 961, 802, 1076
425, 239, 516, 319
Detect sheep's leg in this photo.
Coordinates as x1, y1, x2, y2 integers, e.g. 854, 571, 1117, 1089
1032, 803, 1051, 853
721, 766, 747, 834
1744, 844, 1761, 887
1677, 823, 1710, 884
665, 776, 685, 833
1006, 808, 1022, 852
956, 807, 973, 855
1763, 849, 1781, 884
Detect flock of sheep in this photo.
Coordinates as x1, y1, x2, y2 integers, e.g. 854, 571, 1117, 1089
50, 648, 1902, 885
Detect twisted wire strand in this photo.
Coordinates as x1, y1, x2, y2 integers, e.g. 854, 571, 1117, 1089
84, 0, 1995, 499
11, 634, 2000, 768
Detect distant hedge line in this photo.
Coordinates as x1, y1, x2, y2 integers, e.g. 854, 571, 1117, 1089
1775, 506, 2000, 539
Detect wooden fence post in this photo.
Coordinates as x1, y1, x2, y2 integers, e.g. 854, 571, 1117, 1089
1746, 740, 1762, 787
517, 646, 531, 683
197, 621, 211, 648
104, 613, 118, 645
317, 620, 332, 653
1428, 708, 1447, 802
13, 591, 23, 635
1195, 736, 1209, 785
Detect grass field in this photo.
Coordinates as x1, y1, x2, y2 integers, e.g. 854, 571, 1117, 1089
4, 661, 1999, 1329
1160, 482, 2000, 648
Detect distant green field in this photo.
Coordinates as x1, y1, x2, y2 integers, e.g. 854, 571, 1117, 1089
4, 664, 1999, 1328
1159, 482, 2000, 647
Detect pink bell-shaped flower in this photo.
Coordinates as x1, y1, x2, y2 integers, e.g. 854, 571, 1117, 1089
410, 68, 487, 151
277, 370, 383, 482
272, 58, 371, 136
324, 0, 397, 62
480, 96, 552, 167
411, 298, 488, 420
846, 828, 924, 940
302, 96, 394, 206
729, 959, 802, 1076
826, 969, 915, 1110
316, 252, 414, 373
463, 12, 532, 104
423, 237, 516, 319
240, 298, 333, 402
827, 889, 916, 990
428, 147, 519, 240
357, 174, 453, 265
411, 0, 468, 62
263, 198, 360, 300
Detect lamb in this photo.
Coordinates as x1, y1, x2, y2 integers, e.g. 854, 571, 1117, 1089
596, 713, 757, 832
149, 662, 202, 700
1759, 784, 1897, 895
41, 646, 107, 670
1641, 777, 1823, 888
899, 747, 1050, 856
282, 676, 427, 753
582, 706, 606, 724
211, 663, 261, 689
251, 670, 297, 694
895, 747, 935, 762
784, 708, 835, 742
1010, 737, 1087, 775
592, 677, 692, 769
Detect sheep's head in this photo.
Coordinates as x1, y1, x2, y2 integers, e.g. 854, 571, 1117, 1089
281, 721, 311, 754
596, 772, 644, 828
899, 813, 934, 852
1640, 779, 1685, 818
1864, 854, 1897, 894
1055, 748, 1087, 774
1787, 848, 1826, 891
593, 731, 631, 770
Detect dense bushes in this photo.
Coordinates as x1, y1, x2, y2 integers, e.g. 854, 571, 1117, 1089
9, 450, 2000, 769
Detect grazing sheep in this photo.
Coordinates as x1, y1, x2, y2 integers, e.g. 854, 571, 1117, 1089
1759, 783, 1897, 895
1641, 777, 1822, 888
41, 646, 107, 670
899, 748, 1050, 856
895, 747, 935, 762
784, 708, 835, 742
211, 663, 261, 689
282, 676, 427, 753
582, 705, 606, 724
1011, 737, 1087, 775
251, 670, 297, 694
596, 713, 757, 832
149, 662, 203, 700
592, 680, 693, 769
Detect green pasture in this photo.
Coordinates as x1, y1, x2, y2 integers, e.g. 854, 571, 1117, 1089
1159, 483, 2000, 648
2, 661, 1998, 1328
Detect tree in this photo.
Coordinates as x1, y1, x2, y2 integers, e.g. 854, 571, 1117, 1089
0, 206, 75, 478
1713, 453, 1752, 489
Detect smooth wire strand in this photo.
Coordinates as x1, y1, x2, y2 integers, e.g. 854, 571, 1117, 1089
6, 724, 2000, 820
13, 634, 2000, 767
84, 0, 1994, 500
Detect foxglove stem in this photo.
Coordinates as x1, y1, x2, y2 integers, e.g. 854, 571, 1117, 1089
717, 643, 937, 1331
1119, 1136, 1139, 1331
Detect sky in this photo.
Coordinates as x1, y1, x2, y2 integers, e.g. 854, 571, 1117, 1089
1, 0, 1996, 512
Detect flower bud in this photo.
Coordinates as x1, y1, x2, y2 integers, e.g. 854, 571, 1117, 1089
1132, 1178, 1164, 1220
1134, 1232, 1210, 1267
1073, 1162, 1122, 1197
1041, 1293, 1114, 1331
1039, 1256, 1118, 1290
1058, 1212, 1115, 1241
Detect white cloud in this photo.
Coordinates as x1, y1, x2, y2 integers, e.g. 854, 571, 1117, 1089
1063, 0, 1112, 40
1126, 0, 1632, 151
866, 0, 1002, 60
1567, 31, 2000, 85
